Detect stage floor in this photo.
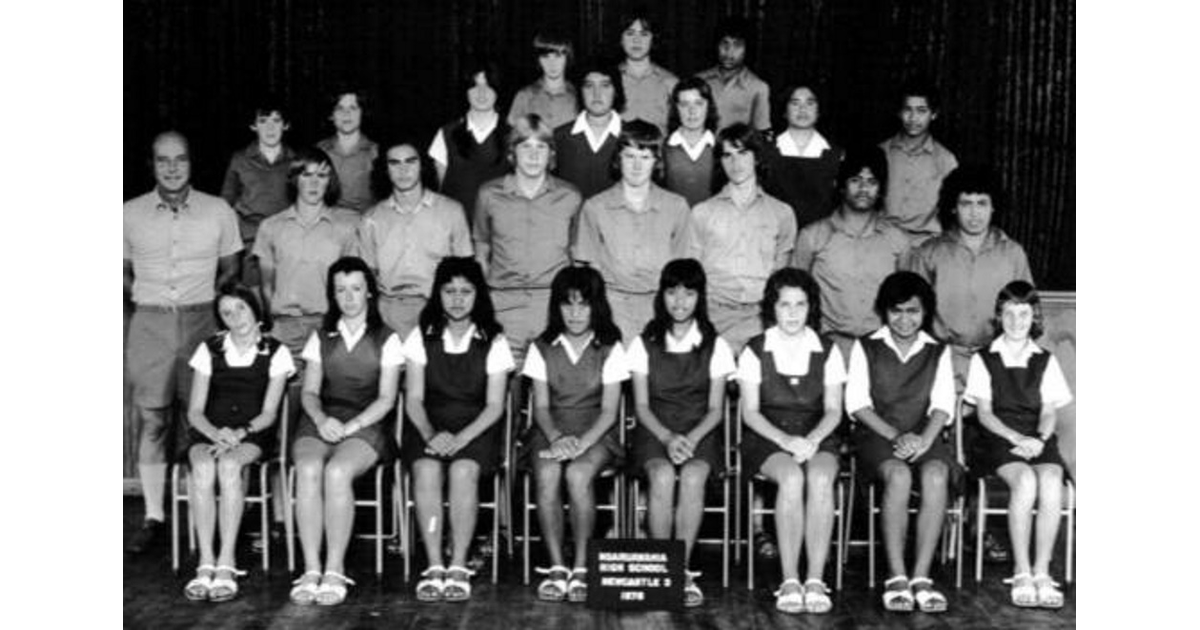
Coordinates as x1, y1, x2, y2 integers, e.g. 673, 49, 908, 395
123, 497, 1075, 629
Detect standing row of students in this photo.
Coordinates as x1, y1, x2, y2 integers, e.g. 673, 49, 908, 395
176, 251, 1071, 615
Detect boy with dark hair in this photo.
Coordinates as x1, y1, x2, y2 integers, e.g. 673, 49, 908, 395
617, 9, 678, 132
508, 32, 579, 131
879, 79, 958, 243
317, 89, 379, 213
695, 16, 771, 135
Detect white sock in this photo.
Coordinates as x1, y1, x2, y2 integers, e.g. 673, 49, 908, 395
139, 463, 167, 522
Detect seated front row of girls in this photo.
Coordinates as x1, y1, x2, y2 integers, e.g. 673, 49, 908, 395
174, 260, 1071, 614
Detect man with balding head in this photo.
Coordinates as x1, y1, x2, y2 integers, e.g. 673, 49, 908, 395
124, 131, 243, 553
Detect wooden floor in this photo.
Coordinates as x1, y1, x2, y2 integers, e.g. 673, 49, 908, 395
123, 496, 1074, 629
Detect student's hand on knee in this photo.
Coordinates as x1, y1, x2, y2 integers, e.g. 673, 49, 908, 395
214, 427, 242, 450
905, 435, 934, 462
426, 432, 456, 456
782, 435, 816, 462
667, 434, 693, 464
892, 433, 919, 459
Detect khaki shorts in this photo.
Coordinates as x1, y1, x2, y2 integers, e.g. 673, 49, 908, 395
708, 299, 761, 356
379, 295, 427, 339
492, 287, 550, 369
608, 289, 655, 345
126, 304, 215, 409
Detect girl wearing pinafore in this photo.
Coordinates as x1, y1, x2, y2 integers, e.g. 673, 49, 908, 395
662, 77, 720, 207
290, 257, 403, 606
522, 266, 628, 604
737, 268, 845, 615
964, 280, 1073, 610
846, 271, 959, 613
402, 257, 514, 603
627, 258, 734, 607
181, 284, 294, 603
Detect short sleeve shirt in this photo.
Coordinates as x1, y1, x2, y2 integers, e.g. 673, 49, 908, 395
735, 326, 847, 385
401, 325, 516, 375
844, 329, 955, 419
687, 185, 797, 304
358, 191, 473, 297
625, 323, 736, 379
189, 334, 296, 378
522, 334, 629, 384
696, 66, 771, 132
572, 183, 691, 294
252, 205, 361, 316
472, 174, 582, 289
620, 62, 679, 132
300, 321, 405, 367
963, 339, 1073, 408
124, 188, 244, 306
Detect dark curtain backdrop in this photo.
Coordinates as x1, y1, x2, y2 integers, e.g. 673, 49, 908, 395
124, 0, 1074, 290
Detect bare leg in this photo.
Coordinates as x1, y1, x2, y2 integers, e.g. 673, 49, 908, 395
292, 437, 333, 574
878, 459, 913, 580
215, 443, 262, 568
760, 452, 805, 583
412, 458, 446, 569
533, 458, 566, 568
564, 444, 613, 566
996, 462, 1037, 577
675, 460, 711, 566
912, 459, 949, 579
322, 439, 379, 576
447, 459, 481, 568
803, 452, 840, 582
188, 444, 218, 567
1031, 464, 1064, 577
644, 459, 676, 541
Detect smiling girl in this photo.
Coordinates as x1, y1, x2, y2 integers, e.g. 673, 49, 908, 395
965, 281, 1072, 609
626, 258, 735, 607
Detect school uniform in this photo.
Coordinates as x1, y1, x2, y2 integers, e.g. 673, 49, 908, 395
296, 321, 404, 457
736, 326, 846, 476
399, 325, 515, 473
428, 115, 511, 223
662, 130, 716, 208
186, 331, 295, 453
626, 324, 736, 472
963, 338, 1073, 475
845, 329, 959, 480
520, 333, 629, 465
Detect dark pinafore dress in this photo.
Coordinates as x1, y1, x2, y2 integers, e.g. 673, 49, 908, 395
295, 326, 395, 458
969, 348, 1065, 475
739, 332, 842, 476
401, 332, 503, 473
189, 333, 281, 453
630, 336, 723, 472
521, 338, 624, 467
852, 337, 961, 486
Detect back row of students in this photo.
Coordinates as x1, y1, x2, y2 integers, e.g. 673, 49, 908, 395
175, 253, 1071, 616
223, 15, 956, 254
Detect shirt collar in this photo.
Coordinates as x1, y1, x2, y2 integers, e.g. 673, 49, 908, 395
715, 183, 765, 205
829, 208, 888, 236
987, 337, 1044, 366
763, 326, 822, 355
570, 111, 622, 144
501, 173, 555, 198
390, 190, 435, 215
775, 130, 831, 158
221, 330, 266, 357
335, 318, 368, 347
948, 226, 1010, 251
281, 204, 335, 224
603, 183, 666, 214
536, 77, 574, 96
667, 129, 716, 162
886, 133, 935, 155
466, 112, 499, 137
869, 326, 937, 361
621, 61, 667, 80
552, 332, 595, 364
664, 321, 703, 352
440, 323, 480, 352
707, 65, 752, 88
155, 187, 191, 212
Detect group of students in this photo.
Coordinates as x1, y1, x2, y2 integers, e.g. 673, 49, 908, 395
125, 8, 1072, 619
175, 253, 1071, 615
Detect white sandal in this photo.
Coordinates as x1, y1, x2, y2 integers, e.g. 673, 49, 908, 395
207, 565, 247, 602
183, 564, 216, 601
315, 571, 355, 606
803, 578, 833, 614
443, 565, 476, 602
1033, 573, 1064, 609
882, 575, 914, 612
535, 565, 570, 602
910, 576, 947, 613
683, 570, 703, 608
416, 565, 446, 602
774, 578, 804, 614
1003, 572, 1038, 607
567, 567, 588, 603
289, 570, 322, 605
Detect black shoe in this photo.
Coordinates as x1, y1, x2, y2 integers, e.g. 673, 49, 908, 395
127, 519, 166, 554
754, 531, 778, 560
984, 531, 1011, 563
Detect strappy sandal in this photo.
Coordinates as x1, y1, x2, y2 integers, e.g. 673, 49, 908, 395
416, 565, 446, 602
443, 565, 476, 602
683, 570, 703, 608
535, 565, 570, 602
315, 571, 355, 606
882, 575, 914, 612
207, 565, 247, 602
567, 567, 588, 603
803, 578, 833, 614
183, 564, 215, 601
910, 577, 947, 613
1003, 572, 1038, 608
289, 570, 322, 605
773, 578, 804, 614
1033, 573, 1064, 609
